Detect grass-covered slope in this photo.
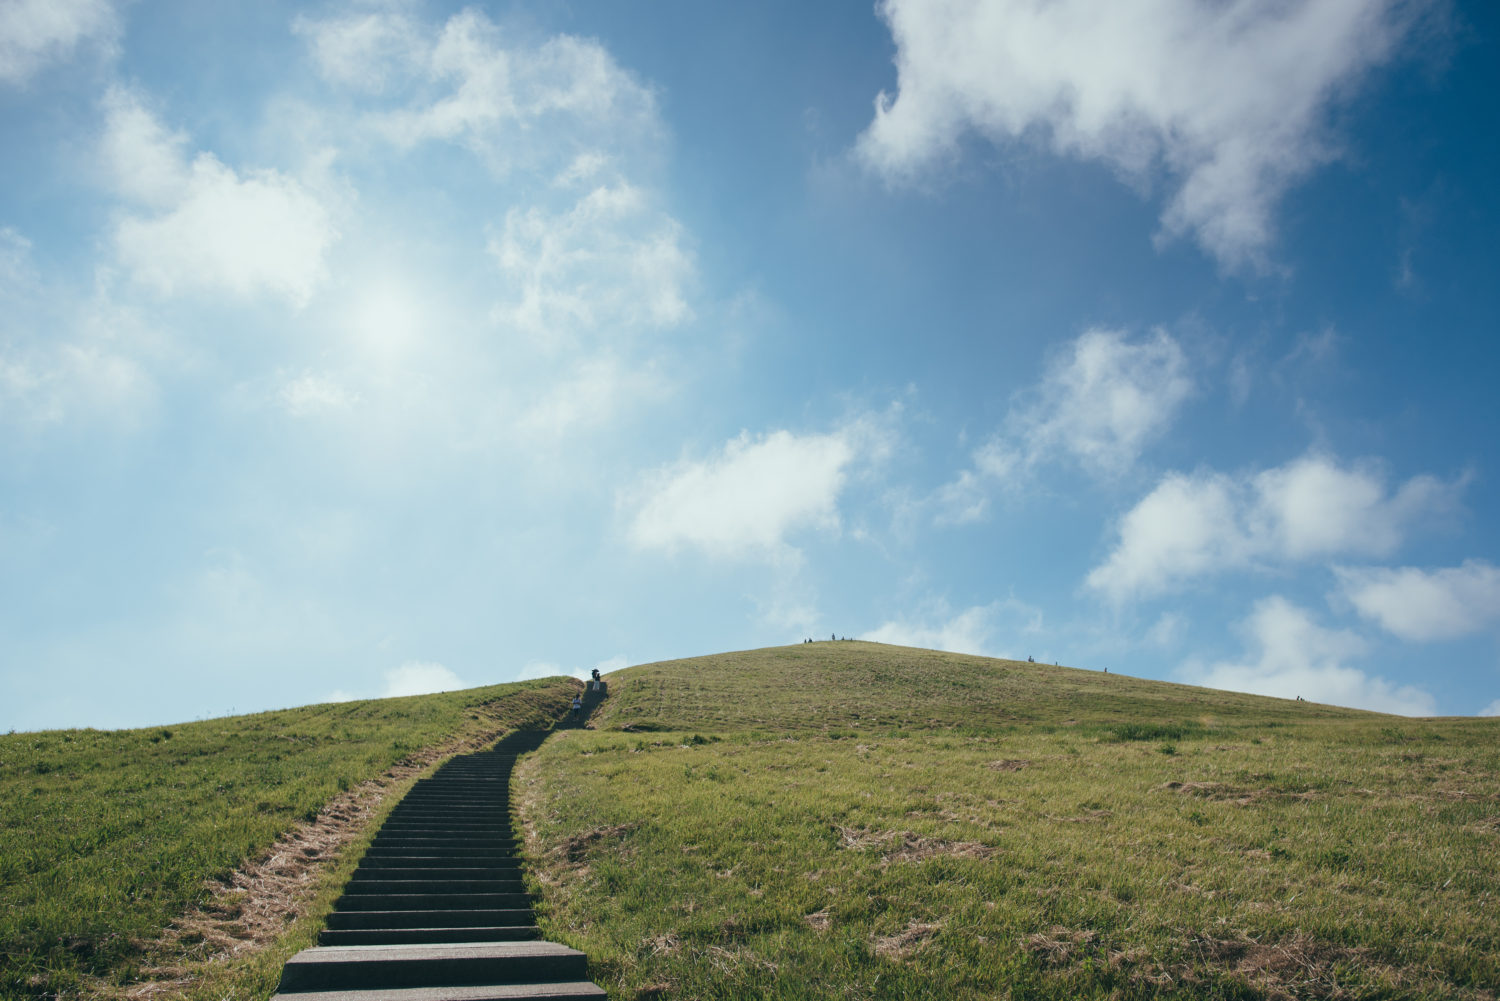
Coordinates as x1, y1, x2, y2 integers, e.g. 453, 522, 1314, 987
516, 643, 1500, 1000
0, 677, 577, 1000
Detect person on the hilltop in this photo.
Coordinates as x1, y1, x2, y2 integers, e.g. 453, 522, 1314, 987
591, 667, 601, 682
571, 694, 583, 720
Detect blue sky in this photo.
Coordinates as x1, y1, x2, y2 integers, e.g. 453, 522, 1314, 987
3, 0, 1499, 731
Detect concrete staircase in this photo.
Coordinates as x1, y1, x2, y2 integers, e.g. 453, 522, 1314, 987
273, 689, 609, 1001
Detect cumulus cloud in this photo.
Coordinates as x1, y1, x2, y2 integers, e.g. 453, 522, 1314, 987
489, 182, 693, 349
1088, 454, 1460, 602
101, 87, 339, 306
382, 660, 466, 697
934, 328, 1192, 523
862, 599, 1041, 658
1480, 700, 1500, 718
1335, 561, 1500, 641
626, 428, 856, 562
858, 0, 1435, 268
0, 0, 116, 85
1182, 596, 1435, 715
625, 411, 899, 563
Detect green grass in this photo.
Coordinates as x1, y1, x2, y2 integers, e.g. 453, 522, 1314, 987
0, 677, 577, 1000
516, 643, 1500, 1000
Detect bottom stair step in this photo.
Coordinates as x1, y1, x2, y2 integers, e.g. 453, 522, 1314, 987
277, 942, 587, 992
272, 983, 605, 1000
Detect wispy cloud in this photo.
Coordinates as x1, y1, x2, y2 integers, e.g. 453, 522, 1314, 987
278, 372, 361, 418
489, 181, 693, 351
296, 6, 659, 176
858, 0, 1438, 268
1088, 453, 1460, 602
0, 227, 153, 430
935, 327, 1192, 523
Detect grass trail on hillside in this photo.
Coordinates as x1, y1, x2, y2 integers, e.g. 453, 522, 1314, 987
0, 678, 577, 1000
516, 643, 1500, 1000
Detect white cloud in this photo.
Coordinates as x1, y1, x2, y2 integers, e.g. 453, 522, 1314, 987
290, 5, 688, 440
298, 7, 658, 174
517, 660, 590, 682
934, 328, 1192, 523
1011, 327, 1192, 478
862, 598, 1042, 658
862, 605, 996, 656
293, 6, 423, 93
516, 356, 668, 438
0, 229, 153, 429
102, 88, 339, 307
0, 227, 35, 289
1146, 612, 1185, 649
1182, 596, 1436, 716
626, 425, 874, 562
489, 182, 693, 349
858, 0, 1433, 268
1088, 454, 1461, 602
0, 0, 115, 85
1335, 561, 1500, 641
280, 372, 360, 418
931, 468, 990, 526
383, 660, 465, 697
593, 655, 628, 675
98, 86, 190, 204
1479, 699, 1500, 718
626, 429, 852, 561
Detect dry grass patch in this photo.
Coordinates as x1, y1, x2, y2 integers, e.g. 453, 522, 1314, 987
560, 822, 637, 864
872, 920, 942, 960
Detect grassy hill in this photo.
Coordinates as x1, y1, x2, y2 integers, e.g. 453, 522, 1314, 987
0, 677, 578, 1001
515, 642, 1500, 1000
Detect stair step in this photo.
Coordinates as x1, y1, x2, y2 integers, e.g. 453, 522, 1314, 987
273, 981, 604, 1000
276, 942, 587, 992
343, 880, 525, 895
318, 926, 540, 945
362, 848, 520, 860
370, 839, 519, 849
334, 892, 532, 911
326, 909, 537, 930
353, 868, 521, 881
